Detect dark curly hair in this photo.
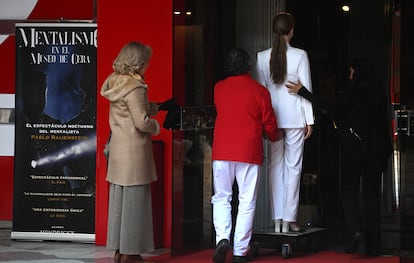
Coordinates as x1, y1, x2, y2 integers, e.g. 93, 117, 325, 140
225, 48, 252, 77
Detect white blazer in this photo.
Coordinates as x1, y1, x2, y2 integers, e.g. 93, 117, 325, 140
256, 44, 314, 128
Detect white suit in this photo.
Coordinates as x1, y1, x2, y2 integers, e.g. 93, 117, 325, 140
256, 44, 314, 222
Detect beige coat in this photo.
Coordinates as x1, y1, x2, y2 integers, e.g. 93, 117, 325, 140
101, 72, 160, 186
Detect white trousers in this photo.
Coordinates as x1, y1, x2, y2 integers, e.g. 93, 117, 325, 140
211, 160, 260, 256
268, 128, 305, 222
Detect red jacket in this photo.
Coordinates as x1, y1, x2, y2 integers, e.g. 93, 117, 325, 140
212, 74, 278, 165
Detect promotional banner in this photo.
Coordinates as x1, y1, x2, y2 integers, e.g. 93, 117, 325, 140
13, 23, 97, 242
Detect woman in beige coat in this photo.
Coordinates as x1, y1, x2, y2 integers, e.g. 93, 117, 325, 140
101, 41, 160, 263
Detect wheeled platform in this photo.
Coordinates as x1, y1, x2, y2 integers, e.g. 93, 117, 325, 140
251, 227, 326, 258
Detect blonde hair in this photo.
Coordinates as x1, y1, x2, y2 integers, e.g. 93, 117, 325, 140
113, 41, 152, 74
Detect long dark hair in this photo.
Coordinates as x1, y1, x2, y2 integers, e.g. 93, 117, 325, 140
270, 12, 295, 84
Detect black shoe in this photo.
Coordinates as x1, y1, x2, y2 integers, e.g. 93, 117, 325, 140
232, 255, 249, 263
344, 232, 362, 254
212, 239, 231, 263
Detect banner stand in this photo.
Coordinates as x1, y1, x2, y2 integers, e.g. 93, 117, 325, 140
13, 23, 97, 242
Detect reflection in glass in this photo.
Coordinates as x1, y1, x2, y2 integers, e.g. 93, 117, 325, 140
0, 108, 15, 124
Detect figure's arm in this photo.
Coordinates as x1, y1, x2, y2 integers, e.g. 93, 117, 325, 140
296, 51, 314, 126
286, 80, 314, 103
127, 88, 160, 136
261, 90, 279, 142
256, 53, 268, 87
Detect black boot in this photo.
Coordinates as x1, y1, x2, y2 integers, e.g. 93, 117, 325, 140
232, 255, 249, 263
212, 239, 231, 263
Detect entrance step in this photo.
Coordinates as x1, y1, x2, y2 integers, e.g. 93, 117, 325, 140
0, 220, 12, 240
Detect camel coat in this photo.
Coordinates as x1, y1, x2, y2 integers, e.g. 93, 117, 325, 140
101, 72, 160, 186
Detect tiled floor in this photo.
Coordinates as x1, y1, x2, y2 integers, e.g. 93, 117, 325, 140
0, 220, 404, 262
0, 221, 169, 263
0, 239, 111, 263
0, 239, 169, 263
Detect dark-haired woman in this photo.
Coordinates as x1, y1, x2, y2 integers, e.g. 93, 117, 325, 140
288, 55, 392, 256
336, 56, 391, 256
256, 12, 314, 233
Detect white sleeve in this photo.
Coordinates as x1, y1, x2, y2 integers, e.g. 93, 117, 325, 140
298, 51, 314, 125
256, 53, 268, 87
297, 51, 312, 92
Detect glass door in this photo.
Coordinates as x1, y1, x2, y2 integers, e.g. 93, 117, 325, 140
171, 0, 236, 255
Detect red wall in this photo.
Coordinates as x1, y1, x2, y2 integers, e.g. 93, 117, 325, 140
0, 0, 173, 249
0, 156, 13, 219
0, 36, 15, 219
96, 0, 173, 247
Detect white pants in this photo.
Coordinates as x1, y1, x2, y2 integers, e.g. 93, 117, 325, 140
268, 128, 305, 222
211, 160, 260, 256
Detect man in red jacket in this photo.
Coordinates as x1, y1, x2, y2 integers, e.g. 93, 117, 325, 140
211, 48, 279, 263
